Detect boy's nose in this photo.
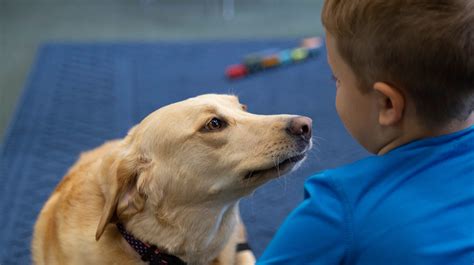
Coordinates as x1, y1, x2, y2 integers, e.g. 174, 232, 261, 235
287, 116, 313, 141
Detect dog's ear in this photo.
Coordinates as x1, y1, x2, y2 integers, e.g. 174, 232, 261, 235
95, 147, 149, 241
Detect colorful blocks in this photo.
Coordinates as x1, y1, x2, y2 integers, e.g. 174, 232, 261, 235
245, 62, 264, 73
291, 48, 309, 61
262, 55, 280, 68
225, 36, 323, 79
278, 50, 292, 65
302, 37, 323, 57
225, 64, 248, 79
301, 37, 323, 49
307, 47, 320, 57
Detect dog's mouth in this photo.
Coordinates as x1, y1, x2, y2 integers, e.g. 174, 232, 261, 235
244, 153, 307, 180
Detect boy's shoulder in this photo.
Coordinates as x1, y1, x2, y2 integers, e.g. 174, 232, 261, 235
307, 125, 474, 200
301, 126, 474, 265
305, 155, 384, 198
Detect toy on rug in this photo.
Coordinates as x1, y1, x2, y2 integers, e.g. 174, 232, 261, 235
225, 37, 323, 79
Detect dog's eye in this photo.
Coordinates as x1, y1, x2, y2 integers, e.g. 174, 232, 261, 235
205, 118, 226, 131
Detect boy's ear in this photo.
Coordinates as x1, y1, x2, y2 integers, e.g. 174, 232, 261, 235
373, 82, 405, 126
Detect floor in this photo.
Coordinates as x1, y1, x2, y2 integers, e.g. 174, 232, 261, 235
0, 0, 325, 142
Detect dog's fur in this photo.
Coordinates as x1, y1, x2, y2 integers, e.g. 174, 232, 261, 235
32, 94, 311, 265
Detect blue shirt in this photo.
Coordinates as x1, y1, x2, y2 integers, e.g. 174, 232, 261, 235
258, 126, 474, 265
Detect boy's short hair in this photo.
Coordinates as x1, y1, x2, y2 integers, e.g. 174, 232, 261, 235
322, 0, 474, 128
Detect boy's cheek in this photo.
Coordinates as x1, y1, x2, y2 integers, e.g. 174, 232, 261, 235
335, 92, 375, 152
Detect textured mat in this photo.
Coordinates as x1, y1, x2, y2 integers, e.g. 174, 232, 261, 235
0, 40, 368, 264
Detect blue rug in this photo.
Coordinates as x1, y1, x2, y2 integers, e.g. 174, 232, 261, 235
0, 39, 368, 264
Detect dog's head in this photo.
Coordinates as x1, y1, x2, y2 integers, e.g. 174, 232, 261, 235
95, 94, 312, 240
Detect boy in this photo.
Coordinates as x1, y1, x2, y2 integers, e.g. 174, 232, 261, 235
257, 0, 474, 264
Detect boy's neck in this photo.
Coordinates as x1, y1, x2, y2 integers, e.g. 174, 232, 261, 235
434, 113, 474, 135
378, 112, 474, 155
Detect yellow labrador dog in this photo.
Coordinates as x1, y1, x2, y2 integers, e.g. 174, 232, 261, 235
32, 94, 312, 265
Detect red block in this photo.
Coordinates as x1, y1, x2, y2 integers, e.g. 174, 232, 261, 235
226, 64, 248, 79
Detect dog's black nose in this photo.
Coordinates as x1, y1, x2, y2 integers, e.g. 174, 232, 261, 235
287, 116, 312, 140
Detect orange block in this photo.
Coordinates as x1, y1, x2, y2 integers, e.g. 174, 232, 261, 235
262, 56, 280, 68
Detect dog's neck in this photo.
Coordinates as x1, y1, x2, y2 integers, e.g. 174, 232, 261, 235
122, 201, 239, 265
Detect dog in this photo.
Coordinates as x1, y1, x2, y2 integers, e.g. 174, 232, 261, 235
32, 94, 312, 265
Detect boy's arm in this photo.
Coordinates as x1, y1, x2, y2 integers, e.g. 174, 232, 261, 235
257, 172, 350, 264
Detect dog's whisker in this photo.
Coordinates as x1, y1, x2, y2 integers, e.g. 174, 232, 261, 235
306, 147, 322, 164
312, 135, 327, 142
244, 171, 254, 187
272, 154, 278, 167
275, 156, 280, 178
247, 172, 255, 185
276, 156, 281, 178
272, 155, 285, 187
285, 174, 290, 193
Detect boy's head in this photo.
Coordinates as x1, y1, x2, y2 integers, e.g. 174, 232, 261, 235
322, 0, 474, 154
